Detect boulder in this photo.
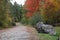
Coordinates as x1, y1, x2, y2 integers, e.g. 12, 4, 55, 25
36, 22, 56, 35
36, 22, 44, 33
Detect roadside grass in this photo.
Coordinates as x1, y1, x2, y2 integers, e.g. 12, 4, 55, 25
54, 26, 60, 37
38, 26, 60, 40
38, 33, 58, 40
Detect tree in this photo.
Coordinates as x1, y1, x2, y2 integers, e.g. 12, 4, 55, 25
40, 0, 60, 25
0, 0, 12, 27
21, 0, 42, 25
25, 0, 40, 17
13, 2, 23, 22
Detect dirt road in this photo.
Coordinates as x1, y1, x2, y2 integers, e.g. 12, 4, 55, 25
0, 23, 40, 40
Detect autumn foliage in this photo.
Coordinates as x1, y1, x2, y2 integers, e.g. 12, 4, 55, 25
41, 0, 60, 25
23, 0, 60, 25
25, 0, 40, 17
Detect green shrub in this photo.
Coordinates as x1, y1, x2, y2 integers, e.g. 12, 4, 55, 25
21, 12, 42, 26
21, 17, 29, 25
29, 13, 41, 26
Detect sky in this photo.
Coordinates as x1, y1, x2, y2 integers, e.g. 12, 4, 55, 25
11, 0, 26, 5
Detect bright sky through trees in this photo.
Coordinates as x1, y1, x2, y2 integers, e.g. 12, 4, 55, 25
11, 0, 26, 5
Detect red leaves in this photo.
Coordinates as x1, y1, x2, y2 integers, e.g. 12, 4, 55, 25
25, 0, 40, 17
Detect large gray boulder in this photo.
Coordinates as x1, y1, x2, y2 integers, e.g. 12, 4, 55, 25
36, 22, 56, 35
36, 22, 44, 33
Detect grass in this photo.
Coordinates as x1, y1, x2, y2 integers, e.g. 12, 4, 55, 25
38, 33, 58, 40
54, 26, 60, 36
38, 26, 60, 40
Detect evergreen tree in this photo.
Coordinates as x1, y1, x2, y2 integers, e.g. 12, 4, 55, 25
13, 2, 23, 22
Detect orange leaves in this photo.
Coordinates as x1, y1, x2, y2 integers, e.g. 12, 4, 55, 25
25, 0, 40, 12
25, 0, 40, 17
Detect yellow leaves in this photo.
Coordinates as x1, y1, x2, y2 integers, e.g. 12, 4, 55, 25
50, 0, 60, 9
40, 0, 60, 24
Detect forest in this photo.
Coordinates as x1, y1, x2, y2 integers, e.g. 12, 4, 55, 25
0, 0, 60, 40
